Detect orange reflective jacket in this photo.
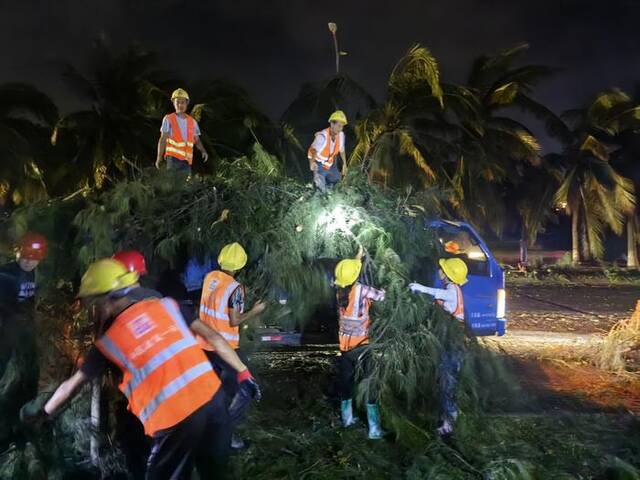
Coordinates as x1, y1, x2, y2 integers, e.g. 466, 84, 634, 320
96, 298, 220, 436
164, 113, 195, 165
338, 284, 372, 352
199, 270, 243, 349
436, 284, 465, 320
307, 128, 343, 170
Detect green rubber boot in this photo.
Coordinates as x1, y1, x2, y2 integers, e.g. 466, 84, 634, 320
366, 403, 386, 439
340, 399, 358, 427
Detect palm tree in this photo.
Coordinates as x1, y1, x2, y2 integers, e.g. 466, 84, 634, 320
349, 45, 446, 188
0, 83, 58, 206
51, 40, 174, 191
553, 90, 639, 264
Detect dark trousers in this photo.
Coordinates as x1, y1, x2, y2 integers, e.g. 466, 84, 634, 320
165, 156, 191, 174
146, 388, 232, 480
438, 348, 465, 420
205, 350, 249, 427
337, 345, 373, 401
0, 309, 39, 448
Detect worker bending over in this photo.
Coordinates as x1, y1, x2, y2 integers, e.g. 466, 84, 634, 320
21, 259, 260, 479
0, 233, 47, 448
156, 88, 209, 175
409, 258, 468, 436
199, 242, 265, 449
334, 253, 386, 439
308, 110, 348, 192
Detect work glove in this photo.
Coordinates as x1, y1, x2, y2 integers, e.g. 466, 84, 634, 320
408, 282, 427, 294
19, 399, 50, 430
228, 370, 262, 423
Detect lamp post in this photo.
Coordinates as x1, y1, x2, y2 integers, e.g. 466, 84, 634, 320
328, 22, 347, 75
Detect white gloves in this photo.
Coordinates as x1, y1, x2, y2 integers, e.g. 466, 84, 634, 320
408, 282, 428, 294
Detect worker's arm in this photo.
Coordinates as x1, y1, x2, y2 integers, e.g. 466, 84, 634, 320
229, 300, 266, 327
408, 282, 457, 303
44, 369, 90, 416
361, 285, 385, 302
156, 132, 168, 168
190, 319, 248, 372
340, 150, 347, 175
194, 135, 209, 163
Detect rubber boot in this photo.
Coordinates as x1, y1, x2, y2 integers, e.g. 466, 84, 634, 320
366, 403, 386, 439
340, 399, 357, 427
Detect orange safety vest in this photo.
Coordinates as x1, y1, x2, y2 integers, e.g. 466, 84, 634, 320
338, 284, 372, 352
164, 113, 196, 165
436, 284, 465, 320
199, 270, 243, 349
307, 128, 343, 170
95, 298, 220, 436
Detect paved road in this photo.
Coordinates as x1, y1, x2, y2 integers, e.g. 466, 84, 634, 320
507, 284, 638, 334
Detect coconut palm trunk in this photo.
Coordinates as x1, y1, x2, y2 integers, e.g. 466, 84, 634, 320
572, 206, 581, 265
627, 213, 639, 269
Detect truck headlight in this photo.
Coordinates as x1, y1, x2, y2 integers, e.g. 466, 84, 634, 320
496, 288, 506, 318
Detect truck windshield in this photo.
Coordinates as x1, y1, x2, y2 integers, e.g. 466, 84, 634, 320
437, 225, 489, 276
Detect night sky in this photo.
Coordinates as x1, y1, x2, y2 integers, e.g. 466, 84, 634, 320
2, 0, 640, 135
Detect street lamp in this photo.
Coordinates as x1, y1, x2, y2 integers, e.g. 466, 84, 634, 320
328, 22, 348, 74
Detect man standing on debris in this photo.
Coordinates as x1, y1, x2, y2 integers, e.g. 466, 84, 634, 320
156, 88, 209, 175
409, 257, 468, 436
199, 242, 266, 449
334, 251, 387, 439
308, 110, 348, 192
21, 258, 261, 478
0, 233, 47, 447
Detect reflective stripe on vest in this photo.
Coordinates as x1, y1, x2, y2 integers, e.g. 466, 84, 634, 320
164, 113, 195, 165
307, 128, 342, 170
338, 284, 371, 351
96, 298, 220, 436
198, 271, 242, 349
436, 284, 464, 320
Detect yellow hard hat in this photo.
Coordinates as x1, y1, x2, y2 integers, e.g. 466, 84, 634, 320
218, 242, 247, 272
334, 258, 362, 287
78, 258, 139, 298
438, 258, 468, 285
328, 110, 348, 125
171, 88, 190, 101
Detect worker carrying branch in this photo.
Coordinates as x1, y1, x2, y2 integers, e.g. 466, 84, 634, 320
308, 110, 348, 192
334, 251, 387, 439
21, 258, 260, 479
156, 88, 209, 175
409, 257, 468, 436
199, 242, 266, 449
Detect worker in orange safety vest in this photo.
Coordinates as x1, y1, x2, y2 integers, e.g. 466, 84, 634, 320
156, 88, 209, 175
308, 110, 348, 192
409, 257, 468, 436
21, 259, 260, 479
334, 251, 387, 440
199, 242, 266, 449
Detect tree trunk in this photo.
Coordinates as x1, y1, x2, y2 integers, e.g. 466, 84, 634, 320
572, 209, 580, 265
519, 223, 529, 269
90, 379, 101, 468
579, 206, 591, 263
628, 214, 639, 269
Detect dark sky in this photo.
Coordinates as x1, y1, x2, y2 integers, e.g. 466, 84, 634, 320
2, 0, 640, 136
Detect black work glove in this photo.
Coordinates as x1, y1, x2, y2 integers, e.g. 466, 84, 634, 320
19, 399, 50, 429
228, 370, 261, 423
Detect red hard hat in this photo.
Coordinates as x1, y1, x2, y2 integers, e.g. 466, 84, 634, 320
113, 250, 148, 275
19, 233, 48, 261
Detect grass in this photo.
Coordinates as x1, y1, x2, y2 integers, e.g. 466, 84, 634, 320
230, 347, 640, 480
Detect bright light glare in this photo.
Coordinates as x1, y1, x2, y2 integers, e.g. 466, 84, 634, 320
467, 250, 486, 260
317, 205, 361, 235
496, 288, 506, 318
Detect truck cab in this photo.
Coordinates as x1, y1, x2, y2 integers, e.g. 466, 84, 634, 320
427, 220, 506, 336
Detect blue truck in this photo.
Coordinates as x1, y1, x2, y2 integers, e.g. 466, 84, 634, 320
428, 219, 506, 336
